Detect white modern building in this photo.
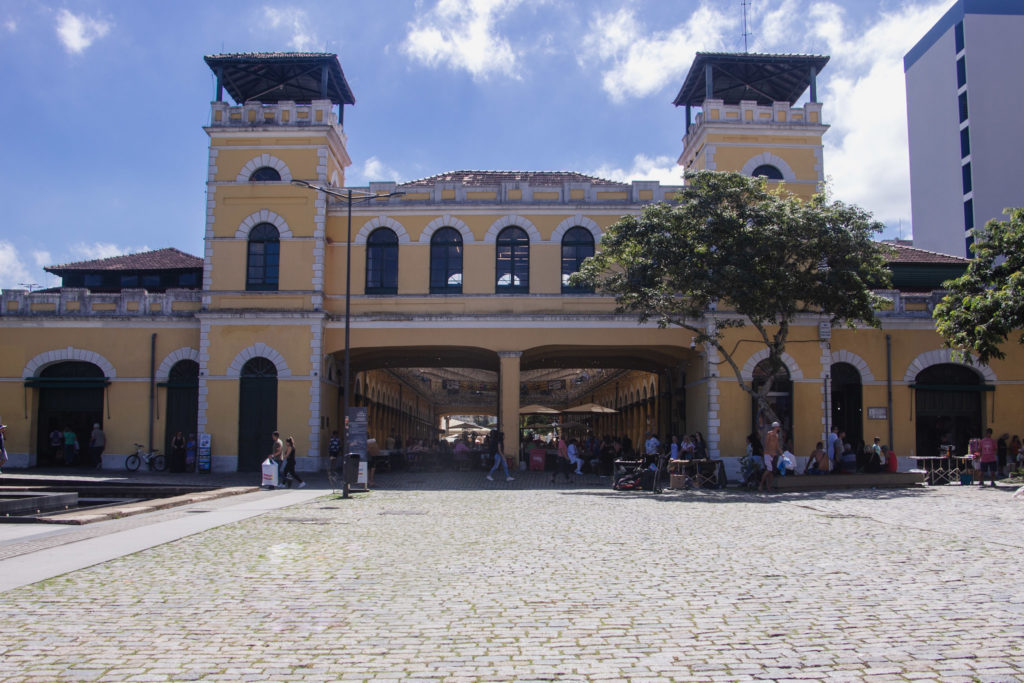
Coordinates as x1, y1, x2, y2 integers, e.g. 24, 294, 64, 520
904, 0, 1024, 257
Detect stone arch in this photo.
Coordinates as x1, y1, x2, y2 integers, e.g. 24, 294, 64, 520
420, 215, 474, 244
156, 347, 200, 381
23, 347, 117, 379
236, 153, 292, 183
552, 214, 602, 243
903, 349, 997, 383
484, 215, 541, 243
740, 153, 795, 182
226, 344, 291, 379
830, 349, 875, 382
235, 210, 293, 239
740, 349, 803, 381
355, 216, 411, 245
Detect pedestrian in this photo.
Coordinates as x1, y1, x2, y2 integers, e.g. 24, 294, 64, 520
486, 430, 514, 482
49, 427, 63, 465
89, 423, 106, 469
0, 421, 9, 474
63, 426, 76, 466
827, 425, 840, 472
760, 421, 782, 491
832, 430, 846, 473
693, 432, 707, 460
185, 434, 197, 471
270, 430, 285, 487
568, 438, 584, 475
977, 428, 998, 487
552, 434, 571, 483
644, 432, 661, 458
281, 436, 306, 488
170, 430, 186, 473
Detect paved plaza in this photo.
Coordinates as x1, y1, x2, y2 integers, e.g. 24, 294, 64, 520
0, 472, 1022, 682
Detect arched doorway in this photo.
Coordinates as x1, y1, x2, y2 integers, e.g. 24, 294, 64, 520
34, 361, 106, 467
237, 357, 278, 472
831, 362, 863, 447
915, 363, 985, 460
751, 359, 793, 445
163, 360, 199, 461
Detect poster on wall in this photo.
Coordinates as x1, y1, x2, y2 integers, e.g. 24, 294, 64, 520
197, 433, 212, 472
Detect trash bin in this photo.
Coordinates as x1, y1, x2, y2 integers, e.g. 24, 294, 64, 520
261, 458, 279, 489
529, 448, 545, 471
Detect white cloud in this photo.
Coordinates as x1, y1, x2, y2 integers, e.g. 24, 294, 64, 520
262, 7, 322, 52
403, 0, 523, 81
55, 9, 110, 54
0, 241, 35, 291
348, 156, 404, 185
806, 1, 949, 230
5, 19, 16, 33
578, 4, 736, 102
589, 154, 683, 185
71, 242, 149, 261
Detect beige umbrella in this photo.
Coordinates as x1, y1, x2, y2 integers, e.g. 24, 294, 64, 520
562, 402, 618, 414
518, 403, 561, 415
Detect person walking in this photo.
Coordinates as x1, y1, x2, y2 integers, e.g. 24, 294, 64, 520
270, 431, 285, 487
89, 423, 106, 469
486, 430, 514, 482
281, 436, 306, 488
63, 426, 77, 466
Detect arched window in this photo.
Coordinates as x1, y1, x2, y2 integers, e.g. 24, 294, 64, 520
430, 227, 463, 294
366, 228, 399, 294
561, 226, 595, 293
496, 226, 529, 293
249, 166, 282, 181
246, 223, 280, 291
752, 164, 784, 180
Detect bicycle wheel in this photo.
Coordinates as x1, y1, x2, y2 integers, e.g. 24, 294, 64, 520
125, 454, 141, 471
151, 454, 167, 472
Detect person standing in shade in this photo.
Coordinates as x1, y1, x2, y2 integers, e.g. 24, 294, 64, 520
63, 426, 77, 466
486, 430, 514, 482
170, 430, 186, 473
185, 434, 197, 472
827, 425, 840, 473
49, 427, 63, 465
281, 436, 306, 488
89, 423, 106, 469
568, 438, 584, 475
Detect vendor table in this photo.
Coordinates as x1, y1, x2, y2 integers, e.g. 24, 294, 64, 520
915, 455, 961, 485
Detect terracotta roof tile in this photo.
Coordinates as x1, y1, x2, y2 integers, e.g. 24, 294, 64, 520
45, 248, 202, 273
399, 170, 623, 188
880, 241, 969, 264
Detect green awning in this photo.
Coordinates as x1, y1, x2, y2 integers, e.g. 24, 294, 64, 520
908, 384, 994, 392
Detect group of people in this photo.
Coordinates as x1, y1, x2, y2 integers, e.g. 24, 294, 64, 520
47, 424, 106, 468
268, 430, 306, 488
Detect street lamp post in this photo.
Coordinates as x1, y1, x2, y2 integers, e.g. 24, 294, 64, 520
292, 180, 402, 498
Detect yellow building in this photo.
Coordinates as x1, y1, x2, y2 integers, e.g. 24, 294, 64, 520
1, 52, 1020, 479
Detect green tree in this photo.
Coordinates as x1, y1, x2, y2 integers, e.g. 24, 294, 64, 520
572, 171, 891, 423
934, 208, 1024, 365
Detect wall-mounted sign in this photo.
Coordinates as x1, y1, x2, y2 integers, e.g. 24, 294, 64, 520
867, 407, 888, 420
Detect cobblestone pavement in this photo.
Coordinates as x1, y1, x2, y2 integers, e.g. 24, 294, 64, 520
0, 472, 1022, 682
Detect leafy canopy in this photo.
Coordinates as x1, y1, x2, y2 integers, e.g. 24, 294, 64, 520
572, 171, 891, 416
934, 207, 1024, 365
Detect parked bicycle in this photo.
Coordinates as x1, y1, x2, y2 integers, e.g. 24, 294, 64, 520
126, 443, 167, 472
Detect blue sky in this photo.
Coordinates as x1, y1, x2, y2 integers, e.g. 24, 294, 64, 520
0, 0, 953, 291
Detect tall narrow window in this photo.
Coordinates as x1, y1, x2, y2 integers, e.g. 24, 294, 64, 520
561, 226, 595, 293
964, 198, 974, 231
365, 228, 398, 294
958, 92, 969, 123
495, 226, 529, 293
960, 127, 971, 158
961, 162, 972, 194
246, 223, 280, 291
430, 227, 463, 294
956, 56, 967, 88
954, 21, 964, 53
